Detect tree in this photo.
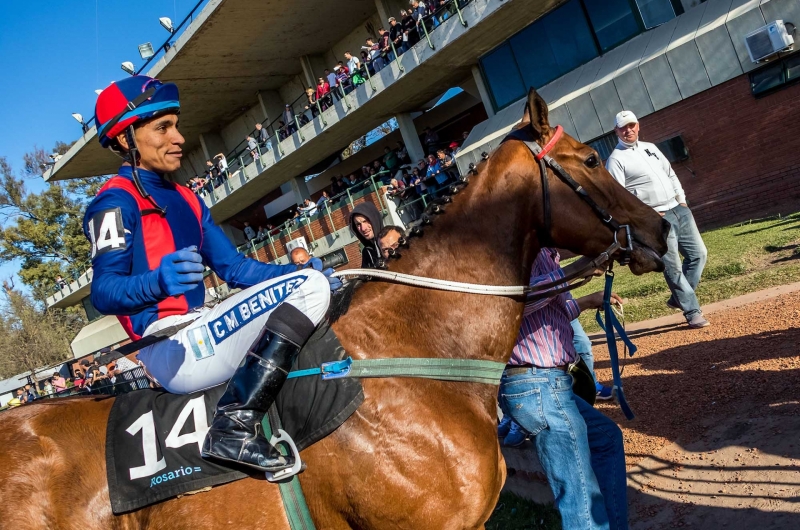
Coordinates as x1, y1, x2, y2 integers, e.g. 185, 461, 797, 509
0, 281, 81, 381
0, 141, 105, 303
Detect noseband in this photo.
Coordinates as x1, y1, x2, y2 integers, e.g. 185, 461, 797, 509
502, 124, 633, 267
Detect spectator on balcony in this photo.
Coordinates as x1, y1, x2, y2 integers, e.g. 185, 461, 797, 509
335, 65, 351, 96
283, 104, 297, 136
401, 9, 419, 46
256, 226, 269, 241
15, 388, 26, 404
290, 247, 311, 266
437, 148, 456, 179
410, 0, 427, 23
247, 136, 259, 163
364, 37, 384, 73
325, 69, 337, 92
349, 202, 384, 269
315, 77, 332, 110
344, 51, 364, 86
378, 27, 394, 66
205, 159, 221, 187
24, 384, 39, 402
52, 372, 66, 393
389, 17, 407, 55
55, 275, 67, 290
330, 176, 344, 196
373, 159, 387, 175
43, 379, 54, 396
303, 87, 320, 120
213, 153, 230, 181
316, 190, 331, 209
243, 221, 257, 242
395, 141, 410, 164
448, 141, 461, 155
383, 146, 400, 174
299, 198, 318, 217
348, 174, 360, 187
423, 127, 439, 154
255, 122, 271, 151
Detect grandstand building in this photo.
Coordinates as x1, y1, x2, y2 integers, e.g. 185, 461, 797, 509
46, 0, 800, 358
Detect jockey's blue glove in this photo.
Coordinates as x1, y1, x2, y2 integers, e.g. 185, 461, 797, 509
157, 246, 205, 297
304, 257, 343, 292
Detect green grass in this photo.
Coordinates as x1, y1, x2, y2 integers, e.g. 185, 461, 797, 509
572, 212, 800, 332
486, 492, 561, 530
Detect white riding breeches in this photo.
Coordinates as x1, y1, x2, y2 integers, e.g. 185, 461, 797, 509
136, 270, 331, 394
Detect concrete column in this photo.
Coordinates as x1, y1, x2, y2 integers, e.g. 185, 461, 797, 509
219, 222, 241, 246
395, 112, 425, 164
258, 90, 285, 126
291, 175, 311, 203
300, 55, 316, 88
199, 132, 227, 161
471, 65, 496, 118
374, 0, 392, 26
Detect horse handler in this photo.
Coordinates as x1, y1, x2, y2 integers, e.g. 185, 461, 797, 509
84, 75, 341, 473
498, 248, 627, 530
606, 110, 709, 329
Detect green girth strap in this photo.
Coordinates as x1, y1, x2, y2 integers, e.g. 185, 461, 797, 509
286, 357, 506, 385
262, 406, 316, 530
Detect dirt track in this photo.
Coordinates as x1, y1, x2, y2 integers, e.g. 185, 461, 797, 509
590, 290, 800, 529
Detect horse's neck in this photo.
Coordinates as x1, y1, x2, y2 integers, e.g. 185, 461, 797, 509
336, 150, 540, 365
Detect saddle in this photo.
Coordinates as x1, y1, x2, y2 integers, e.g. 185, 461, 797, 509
105, 324, 363, 514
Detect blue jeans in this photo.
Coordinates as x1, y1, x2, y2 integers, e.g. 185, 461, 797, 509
571, 319, 596, 382
499, 368, 628, 530
661, 204, 707, 319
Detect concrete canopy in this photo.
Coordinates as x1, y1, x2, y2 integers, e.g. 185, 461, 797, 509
46, 0, 376, 181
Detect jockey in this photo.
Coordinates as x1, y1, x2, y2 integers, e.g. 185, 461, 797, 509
83, 75, 340, 473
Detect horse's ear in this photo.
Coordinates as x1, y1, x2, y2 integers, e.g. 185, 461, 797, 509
521, 87, 550, 138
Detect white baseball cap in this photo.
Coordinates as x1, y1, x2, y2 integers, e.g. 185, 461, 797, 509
615, 110, 638, 128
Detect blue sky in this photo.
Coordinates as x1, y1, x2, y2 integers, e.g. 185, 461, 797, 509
0, 0, 207, 285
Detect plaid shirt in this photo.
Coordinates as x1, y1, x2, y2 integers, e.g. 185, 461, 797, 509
509, 249, 580, 368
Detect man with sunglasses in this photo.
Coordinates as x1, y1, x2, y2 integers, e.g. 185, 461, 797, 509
83, 75, 341, 474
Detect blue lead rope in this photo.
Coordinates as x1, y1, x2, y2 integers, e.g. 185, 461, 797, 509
595, 271, 637, 420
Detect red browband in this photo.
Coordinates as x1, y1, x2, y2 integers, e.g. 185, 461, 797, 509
534, 125, 564, 161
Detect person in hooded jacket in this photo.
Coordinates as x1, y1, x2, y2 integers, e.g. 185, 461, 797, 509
349, 202, 383, 269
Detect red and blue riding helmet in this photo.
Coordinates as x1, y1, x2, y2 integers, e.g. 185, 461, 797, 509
95, 75, 180, 148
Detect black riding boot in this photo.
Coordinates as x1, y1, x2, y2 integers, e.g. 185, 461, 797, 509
202, 305, 315, 472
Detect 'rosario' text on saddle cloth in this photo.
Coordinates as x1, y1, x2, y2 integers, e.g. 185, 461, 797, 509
207, 276, 306, 344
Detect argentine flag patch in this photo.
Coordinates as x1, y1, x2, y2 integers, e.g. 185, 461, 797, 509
188, 325, 215, 360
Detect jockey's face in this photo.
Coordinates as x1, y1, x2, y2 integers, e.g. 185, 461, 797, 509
117, 113, 184, 174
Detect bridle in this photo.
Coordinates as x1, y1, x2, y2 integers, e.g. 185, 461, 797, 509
333, 123, 637, 301
503, 124, 634, 268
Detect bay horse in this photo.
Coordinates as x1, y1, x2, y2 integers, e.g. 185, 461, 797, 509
0, 89, 668, 529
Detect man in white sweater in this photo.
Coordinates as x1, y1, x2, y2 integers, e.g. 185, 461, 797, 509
606, 111, 709, 329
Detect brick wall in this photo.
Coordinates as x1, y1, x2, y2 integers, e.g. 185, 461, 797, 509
204, 189, 381, 289
639, 75, 800, 228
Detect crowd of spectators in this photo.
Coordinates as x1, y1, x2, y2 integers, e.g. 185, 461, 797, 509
183, 1, 467, 200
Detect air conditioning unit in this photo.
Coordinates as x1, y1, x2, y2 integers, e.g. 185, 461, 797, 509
745, 20, 794, 63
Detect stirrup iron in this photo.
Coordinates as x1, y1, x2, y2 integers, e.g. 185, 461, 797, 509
264, 429, 304, 482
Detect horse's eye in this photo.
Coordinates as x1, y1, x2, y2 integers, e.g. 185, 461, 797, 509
585, 154, 600, 168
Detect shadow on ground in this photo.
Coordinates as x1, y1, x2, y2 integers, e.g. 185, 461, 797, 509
591, 327, 800, 529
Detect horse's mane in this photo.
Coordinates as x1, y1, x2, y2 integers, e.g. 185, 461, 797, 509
326, 159, 485, 324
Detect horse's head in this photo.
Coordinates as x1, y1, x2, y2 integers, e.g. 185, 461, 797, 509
516, 88, 669, 275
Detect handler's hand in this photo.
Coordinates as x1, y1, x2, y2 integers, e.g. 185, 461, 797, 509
157, 246, 205, 297
577, 291, 623, 313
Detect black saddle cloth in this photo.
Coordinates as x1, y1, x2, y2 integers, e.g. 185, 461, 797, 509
106, 324, 363, 514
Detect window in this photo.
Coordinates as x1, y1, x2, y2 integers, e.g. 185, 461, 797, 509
510, 0, 599, 89
479, 0, 682, 111
749, 52, 800, 97
635, 0, 677, 29
481, 43, 526, 110
583, 0, 642, 51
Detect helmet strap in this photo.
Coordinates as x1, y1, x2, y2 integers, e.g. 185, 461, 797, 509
125, 125, 167, 217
